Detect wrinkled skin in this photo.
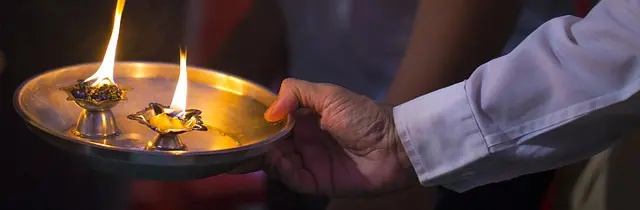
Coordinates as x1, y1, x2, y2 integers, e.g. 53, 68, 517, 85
232, 78, 417, 197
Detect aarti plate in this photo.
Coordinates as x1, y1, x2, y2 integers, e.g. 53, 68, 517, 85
13, 62, 294, 180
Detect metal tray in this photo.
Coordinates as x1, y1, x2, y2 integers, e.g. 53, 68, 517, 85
14, 62, 293, 180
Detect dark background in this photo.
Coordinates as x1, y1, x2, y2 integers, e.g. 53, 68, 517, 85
0, 1, 186, 209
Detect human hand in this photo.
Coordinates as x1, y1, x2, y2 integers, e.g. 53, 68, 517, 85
261, 78, 416, 197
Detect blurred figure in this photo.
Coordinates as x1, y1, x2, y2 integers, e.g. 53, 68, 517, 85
564, 131, 640, 210
257, 0, 640, 198
131, 0, 582, 209
208, 0, 574, 210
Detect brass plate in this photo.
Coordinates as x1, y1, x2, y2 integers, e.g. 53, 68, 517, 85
14, 62, 294, 180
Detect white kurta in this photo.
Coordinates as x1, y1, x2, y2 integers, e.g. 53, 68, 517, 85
394, 0, 640, 192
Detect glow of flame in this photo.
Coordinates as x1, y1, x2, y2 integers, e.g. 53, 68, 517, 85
84, 0, 127, 87
214, 85, 243, 96
170, 49, 188, 117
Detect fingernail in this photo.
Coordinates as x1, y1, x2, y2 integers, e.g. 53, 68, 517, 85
264, 101, 278, 121
265, 106, 273, 116
264, 108, 273, 120
264, 112, 279, 122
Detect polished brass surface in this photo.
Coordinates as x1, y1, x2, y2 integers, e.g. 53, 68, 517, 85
14, 62, 294, 180
145, 133, 187, 151
72, 109, 121, 138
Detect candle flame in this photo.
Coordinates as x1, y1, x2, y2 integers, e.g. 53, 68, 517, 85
170, 49, 188, 117
85, 0, 127, 87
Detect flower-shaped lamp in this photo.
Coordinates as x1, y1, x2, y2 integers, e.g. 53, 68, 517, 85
127, 103, 207, 151
60, 80, 132, 138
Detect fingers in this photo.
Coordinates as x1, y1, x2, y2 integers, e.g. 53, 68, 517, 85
230, 110, 307, 174
263, 135, 317, 194
268, 152, 316, 194
265, 78, 331, 122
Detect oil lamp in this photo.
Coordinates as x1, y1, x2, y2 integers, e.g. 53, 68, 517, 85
13, 0, 294, 181
59, 0, 131, 138
128, 50, 207, 151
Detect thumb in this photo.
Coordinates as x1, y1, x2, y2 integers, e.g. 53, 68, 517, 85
264, 78, 327, 122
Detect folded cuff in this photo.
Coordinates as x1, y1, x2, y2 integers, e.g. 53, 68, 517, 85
393, 81, 490, 191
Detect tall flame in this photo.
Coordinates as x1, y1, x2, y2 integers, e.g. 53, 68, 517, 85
170, 49, 188, 117
85, 0, 127, 87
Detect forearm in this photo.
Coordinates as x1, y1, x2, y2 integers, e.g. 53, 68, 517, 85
330, 1, 522, 209
210, 0, 286, 87
385, 0, 522, 105
395, 0, 640, 192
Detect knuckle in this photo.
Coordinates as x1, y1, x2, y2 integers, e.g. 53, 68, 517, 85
319, 83, 346, 97
281, 78, 296, 88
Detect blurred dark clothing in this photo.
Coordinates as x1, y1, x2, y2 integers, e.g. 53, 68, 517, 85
435, 171, 554, 210
266, 178, 328, 210
0, 1, 185, 209
266, 166, 553, 210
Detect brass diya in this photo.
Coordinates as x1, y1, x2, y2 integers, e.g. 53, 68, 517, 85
56, 0, 130, 139
13, 62, 294, 180
59, 81, 132, 138
127, 103, 208, 151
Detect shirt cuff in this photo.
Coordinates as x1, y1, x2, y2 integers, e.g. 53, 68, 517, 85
393, 81, 489, 191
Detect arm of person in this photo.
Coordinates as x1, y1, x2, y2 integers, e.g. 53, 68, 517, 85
329, 0, 522, 209
394, 0, 640, 192
385, 0, 522, 104
210, 0, 287, 87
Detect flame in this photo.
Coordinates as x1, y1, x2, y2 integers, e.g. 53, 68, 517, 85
84, 0, 127, 87
170, 49, 188, 117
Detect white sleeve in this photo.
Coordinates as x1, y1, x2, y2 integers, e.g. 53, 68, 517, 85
393, 0, 640, 192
